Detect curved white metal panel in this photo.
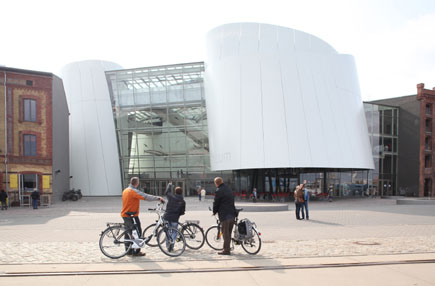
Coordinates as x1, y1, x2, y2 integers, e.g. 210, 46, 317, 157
205, 23, 374, 170
60, 60, 123, 196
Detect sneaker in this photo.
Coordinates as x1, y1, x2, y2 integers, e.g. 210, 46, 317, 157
132, 252, 146, 257
168, 244, 174, 252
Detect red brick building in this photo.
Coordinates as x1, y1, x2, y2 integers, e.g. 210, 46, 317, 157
0, 67, 69, 205
417, 83, 435, 197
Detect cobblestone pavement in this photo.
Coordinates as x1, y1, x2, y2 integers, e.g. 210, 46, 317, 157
0, 197, 435, 265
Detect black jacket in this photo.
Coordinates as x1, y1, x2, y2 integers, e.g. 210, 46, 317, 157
163, 184, 185, 223
0, 191, 7, 202
213, 183, 236, 221
31, 191, 40, 200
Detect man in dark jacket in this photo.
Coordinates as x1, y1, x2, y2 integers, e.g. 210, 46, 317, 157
31, 189, 40, 209
212, 177, 236, 255
0, 190, 8, 210
163, 183, 186, 252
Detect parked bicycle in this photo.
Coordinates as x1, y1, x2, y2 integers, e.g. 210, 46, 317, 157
142, 203, 205, 250
99, 205, 186, 258
205, 207, 262, 255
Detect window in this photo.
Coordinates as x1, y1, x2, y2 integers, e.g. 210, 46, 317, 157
425, 136, 432, 151
23, 134, 36, 156
426, 118, 432, 133
425, 155, 432, 168
26, 80, 33, 86
426, 104, 432, 116
23, 174, 38, 190
23, 99, 36, 122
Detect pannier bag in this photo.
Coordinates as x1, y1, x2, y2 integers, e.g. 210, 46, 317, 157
236, 219, 253, 239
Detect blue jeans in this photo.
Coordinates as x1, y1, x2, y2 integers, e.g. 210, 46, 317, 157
165, 221, 179, 249
301, 201, 309, 219
32, 199, 38, 209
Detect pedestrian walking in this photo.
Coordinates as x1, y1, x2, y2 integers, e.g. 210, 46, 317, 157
252, 188, 257, 203
0, 189, 8, 210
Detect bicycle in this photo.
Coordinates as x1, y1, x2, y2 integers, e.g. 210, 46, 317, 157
142, 204, 205, 250
99, 206, 186, 258
205, 207, 262, 255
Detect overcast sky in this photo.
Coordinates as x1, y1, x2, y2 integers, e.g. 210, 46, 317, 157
1, 0, 434, 101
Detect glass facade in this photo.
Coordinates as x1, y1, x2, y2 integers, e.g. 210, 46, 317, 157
106, 62, 379, 199
364, 103, 399, 196
106, 63, 230, 196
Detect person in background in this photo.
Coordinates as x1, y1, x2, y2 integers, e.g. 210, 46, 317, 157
200, 187, 206, 201
0, 190, 8, 210
31, 189, 40, 209
301, 184, 310, 220
328, 186, 334, 202
252, 188, 257, 203
294, 180, 306, 220
197, 186, 202, 201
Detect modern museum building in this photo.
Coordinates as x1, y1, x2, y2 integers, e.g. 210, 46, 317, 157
62, 23, 389, 199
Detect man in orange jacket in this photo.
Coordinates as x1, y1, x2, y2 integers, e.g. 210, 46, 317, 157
121, 177, 164, 256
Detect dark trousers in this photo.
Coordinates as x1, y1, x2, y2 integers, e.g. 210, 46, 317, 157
32, 199, 38, 209
221, 218, 234, 253
123, 216, 142, 254
295, 202, 304, 219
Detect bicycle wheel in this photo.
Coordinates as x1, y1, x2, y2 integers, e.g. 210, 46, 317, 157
99, 225, 132, 259
205, 225, 224, 251
241, 229, 262, 255
157, 226, 186, 257
181, 223, 205, 250
142, 223, 161, 247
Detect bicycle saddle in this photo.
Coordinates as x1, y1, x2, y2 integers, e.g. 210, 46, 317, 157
126, 211, 137, 216
235, 208, 243, 216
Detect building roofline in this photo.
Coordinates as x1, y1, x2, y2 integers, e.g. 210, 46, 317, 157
363, 101, 398, 108
366, 94, 417, 103
0, 66, 53, 77
106, 61, 205, 73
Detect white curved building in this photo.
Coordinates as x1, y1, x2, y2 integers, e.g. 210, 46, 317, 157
205, 23, 374, 171
60, 60, 122, 196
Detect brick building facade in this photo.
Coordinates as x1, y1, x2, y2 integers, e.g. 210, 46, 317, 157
417, 83, 435, 197
0, 67, 69, 205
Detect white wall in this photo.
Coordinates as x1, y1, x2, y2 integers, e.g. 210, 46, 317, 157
204, 23, 374, 171
60, 60, 122, 196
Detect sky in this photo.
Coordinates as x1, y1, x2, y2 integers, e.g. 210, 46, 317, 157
1, 0, 434, 101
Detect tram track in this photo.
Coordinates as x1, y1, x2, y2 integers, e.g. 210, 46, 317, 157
2, 258, 435, 278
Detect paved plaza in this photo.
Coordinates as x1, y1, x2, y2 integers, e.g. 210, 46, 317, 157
0, 197, 435, 285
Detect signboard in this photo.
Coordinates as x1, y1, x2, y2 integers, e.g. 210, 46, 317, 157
43, 175, 50, 189
9, 174, 18, 189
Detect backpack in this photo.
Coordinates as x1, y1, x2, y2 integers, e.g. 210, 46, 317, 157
235, 219, 253, 240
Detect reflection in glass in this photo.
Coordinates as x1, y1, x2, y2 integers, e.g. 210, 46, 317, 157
107, 63, 230, 192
